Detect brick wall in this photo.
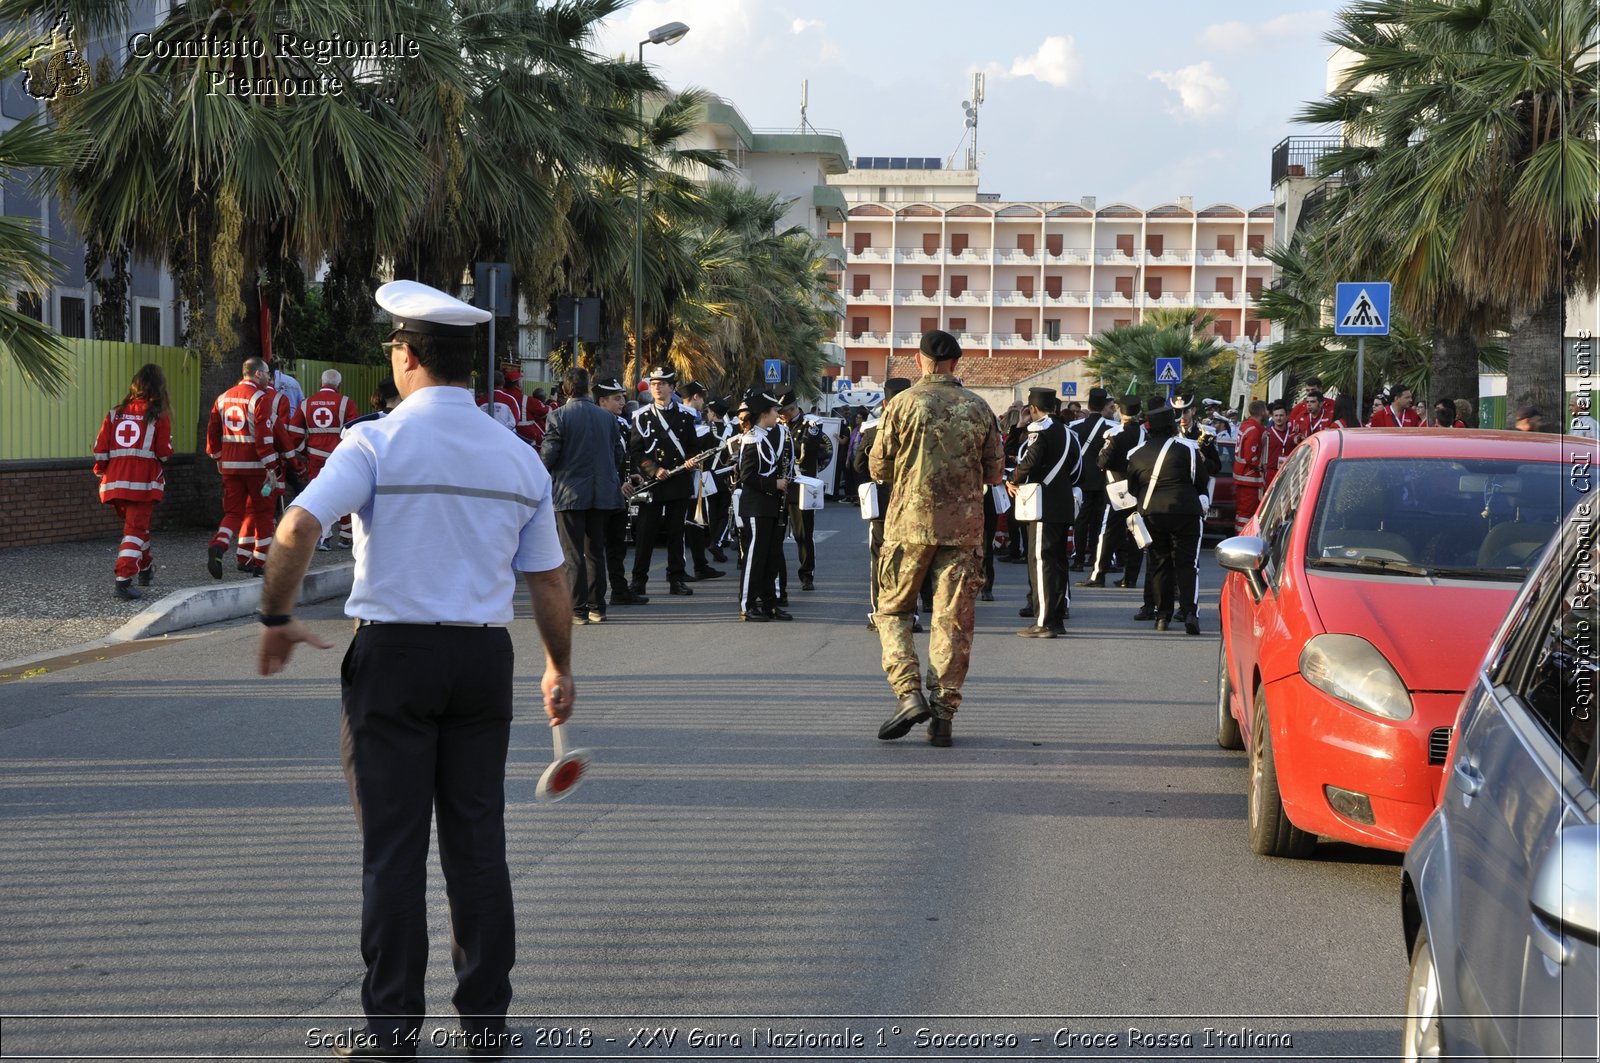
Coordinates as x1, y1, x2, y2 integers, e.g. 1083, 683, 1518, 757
0, 455, 216, 547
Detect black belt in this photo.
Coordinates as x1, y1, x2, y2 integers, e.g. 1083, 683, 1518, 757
355, 619, 501, 628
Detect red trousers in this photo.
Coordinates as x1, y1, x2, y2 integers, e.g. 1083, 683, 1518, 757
111, 500, 156, 580
212, 473, 276, 565
1235, 483, 1262, 533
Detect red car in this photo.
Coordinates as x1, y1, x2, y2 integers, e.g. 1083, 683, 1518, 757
1215, 428, 1591, 856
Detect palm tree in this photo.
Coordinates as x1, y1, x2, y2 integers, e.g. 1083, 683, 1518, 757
1084, 313, 1235, 400
1299, 0, 1599, 426
0, 31, 82, 395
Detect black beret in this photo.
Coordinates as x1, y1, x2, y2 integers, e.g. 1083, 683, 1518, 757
919, 329, 962, 362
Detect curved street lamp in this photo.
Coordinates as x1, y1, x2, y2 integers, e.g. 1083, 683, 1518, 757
633, 21, 690, 386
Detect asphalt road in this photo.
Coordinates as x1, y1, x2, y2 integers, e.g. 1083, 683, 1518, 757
0, 503, 1405, 1061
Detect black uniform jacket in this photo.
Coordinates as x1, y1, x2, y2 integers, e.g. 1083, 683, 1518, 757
628, 401, 703, 503
1072, 415, 1115, 493
1124, 432, 1213, 518
1010, 417, 1081, 524
738, 427, 789, 518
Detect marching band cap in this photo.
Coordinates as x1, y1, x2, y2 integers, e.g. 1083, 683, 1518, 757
745, 391, 779, 415
919, 329, 962, 362
645, 365, 677, 384
706, 397, 729, 416
1027, 386, 1058, 410
1087, 386, 1110, 409
376, 280, 491, 338
883, 377, 913, 399
681, 380, 707, 398
593, 376, 626, 396
1145, 405, 1177, 432
777, 390, 800, 409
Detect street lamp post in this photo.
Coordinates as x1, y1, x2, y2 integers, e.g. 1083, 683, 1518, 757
633, 20, 690, 387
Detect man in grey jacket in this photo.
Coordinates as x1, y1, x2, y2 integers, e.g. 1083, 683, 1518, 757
541, 366, 625, 624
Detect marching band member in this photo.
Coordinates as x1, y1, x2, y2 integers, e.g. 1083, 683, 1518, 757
736, 392, 792, 622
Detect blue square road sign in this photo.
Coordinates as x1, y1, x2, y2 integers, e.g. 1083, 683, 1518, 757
1334, 282, 1391, 336
1155, 358, 1183, 385
763, 359, 786, 384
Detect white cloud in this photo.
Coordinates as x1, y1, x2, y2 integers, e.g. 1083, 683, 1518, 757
984, 35, 1079, 89
791, 18, 824, 34
1199, 10, 1329, 52
1148, 61, 1230, 119
590, 0, 759, 66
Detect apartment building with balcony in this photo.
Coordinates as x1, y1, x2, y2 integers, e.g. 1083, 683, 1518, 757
826, 157, 1275, 385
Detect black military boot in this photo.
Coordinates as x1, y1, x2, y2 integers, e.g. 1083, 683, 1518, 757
878, 691, 931, 740
113, 579, 143, 601
927, 715, 953, 747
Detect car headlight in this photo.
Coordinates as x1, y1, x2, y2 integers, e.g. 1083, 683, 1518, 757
1298, 634, 1414, 721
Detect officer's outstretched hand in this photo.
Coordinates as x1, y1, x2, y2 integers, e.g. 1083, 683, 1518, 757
542, 666, 575, 724
258, 619, 335, 676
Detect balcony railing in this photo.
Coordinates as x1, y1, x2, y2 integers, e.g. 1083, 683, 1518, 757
994, 249, 1040, 264
1095, 291, 1136, 306
992, 334, 1038, 349
946, 248, 991, 263
1042, 333, 1089, 348
1271, 135, 1344, 187
1095, 249, 1137, 265
893, 331, 930, 347
846, 331, 890, 346
896, 248, 942, 264
1043, 290, 1092, 306
1046, 247, 1093, 263
850, 288, 892, 303
1144, 291, 1192, 306
848, 247, 892, 263
1143, 250, 1192, 264
1198, 292, 1245, 307
996, 290, 1036, 306
948, 289, 990, 305
1195, 249, 1242, 265
895, 289, 941, 305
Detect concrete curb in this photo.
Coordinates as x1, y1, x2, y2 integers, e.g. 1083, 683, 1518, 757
110, 563, 355, 642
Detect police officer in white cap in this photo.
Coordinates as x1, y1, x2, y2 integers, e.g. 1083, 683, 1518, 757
255, 280, 576, 1061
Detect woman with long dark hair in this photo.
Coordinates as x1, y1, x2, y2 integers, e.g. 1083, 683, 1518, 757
92, 363, 173, 599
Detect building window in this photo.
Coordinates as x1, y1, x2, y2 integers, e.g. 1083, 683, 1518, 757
139, 305, 162, 345
851, 360, 868, 379
1114, 318, 1132, 330
949, 317, 967, 332
1215, 320, 1234, 341
16, 291, 41, 320
59, 294, 87, 338
1044, 319, 1061, 341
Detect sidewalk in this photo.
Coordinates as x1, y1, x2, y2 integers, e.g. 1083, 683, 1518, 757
2, 528, 352, 668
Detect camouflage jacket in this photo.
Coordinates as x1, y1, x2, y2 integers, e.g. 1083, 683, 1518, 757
869, 374, 1003, 545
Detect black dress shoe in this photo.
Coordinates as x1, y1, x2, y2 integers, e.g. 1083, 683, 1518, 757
1113, 578, 1137, 588
1185, 615, 1202, 636
1076, 578, 1104, 588
138, 567, 155, 586
668, 581, 694, 595
694, 566, 725, 580
775, 594, 789, 607
865, 618, 877, 631
912, 621, 925, 634
1016, 624, 1056, 639
709, 546, 728, 563
769, 607, 794, 621
1018, 606, 1033, 618
611, 588, 649, 606
1050, 624, 1068, 636
206, 542, 224, 580
1154, 617, 1171, 632
1070, 560, 1086, 571
801, 578, 814, 591
1133, 608, 1156, 622
979, 589, 994, 601
927, 715, 953, 747
741, 610, 770, 622
627, 579, 648, 596
878, 691, 931, 740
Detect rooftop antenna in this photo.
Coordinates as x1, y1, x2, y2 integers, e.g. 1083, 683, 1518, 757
799, 79, 816, 133
948, 72, 985, 171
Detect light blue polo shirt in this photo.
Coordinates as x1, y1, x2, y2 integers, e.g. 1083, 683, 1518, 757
294, 385, 564, 624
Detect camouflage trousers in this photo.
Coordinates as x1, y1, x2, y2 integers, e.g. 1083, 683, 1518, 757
873, 540, 983, 717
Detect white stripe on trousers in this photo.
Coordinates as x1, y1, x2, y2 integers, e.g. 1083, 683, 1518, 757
740, 517, 761, 613
1091, 504, 1115, 580
1033, 521, 1048, 627
1189, 515, 1204, 616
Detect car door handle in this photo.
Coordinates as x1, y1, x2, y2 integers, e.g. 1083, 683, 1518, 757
1453, 759, 1484, 796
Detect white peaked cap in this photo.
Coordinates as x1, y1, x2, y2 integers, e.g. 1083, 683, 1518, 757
377, 280, 492, 337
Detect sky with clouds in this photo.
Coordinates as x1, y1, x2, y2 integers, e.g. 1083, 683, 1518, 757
592, 0, 1340, 208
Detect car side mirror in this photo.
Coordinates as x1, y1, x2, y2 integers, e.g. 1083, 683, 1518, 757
1530, 824, 1600, 952
1217, 535, 1269, 602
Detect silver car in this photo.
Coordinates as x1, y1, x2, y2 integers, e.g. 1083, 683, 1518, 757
1401, 505, 1600, 1061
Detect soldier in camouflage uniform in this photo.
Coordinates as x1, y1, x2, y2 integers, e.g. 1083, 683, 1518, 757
871, 330, 1005, 747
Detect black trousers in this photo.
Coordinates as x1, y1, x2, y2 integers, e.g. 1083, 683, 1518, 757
605, 507, 630, 594
1093, 503, 1134, 582
558, 508, 610, 612
340, 624, 516, 1046
1023, 520, 1070, 628
787, 498, 816, 579
631, 495, 690, 584
741, 514, 782, 614
1146, 513, 1203, 620
1074, 491, 1108, 565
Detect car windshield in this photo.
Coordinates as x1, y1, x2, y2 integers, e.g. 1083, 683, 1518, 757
1217, 442, 1236, 469
1305, 458, 1573, 580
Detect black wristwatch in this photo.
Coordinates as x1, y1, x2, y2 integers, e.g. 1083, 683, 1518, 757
256, 611, 293, 627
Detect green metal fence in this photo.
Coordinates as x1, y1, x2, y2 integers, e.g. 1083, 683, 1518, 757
1, 340, 201, 459
1, 343, 390, 461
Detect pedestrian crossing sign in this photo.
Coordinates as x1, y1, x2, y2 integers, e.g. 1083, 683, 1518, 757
1155, 358, 1182, 385
1334, 282, 1391, 336
763, 359, 786, 384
